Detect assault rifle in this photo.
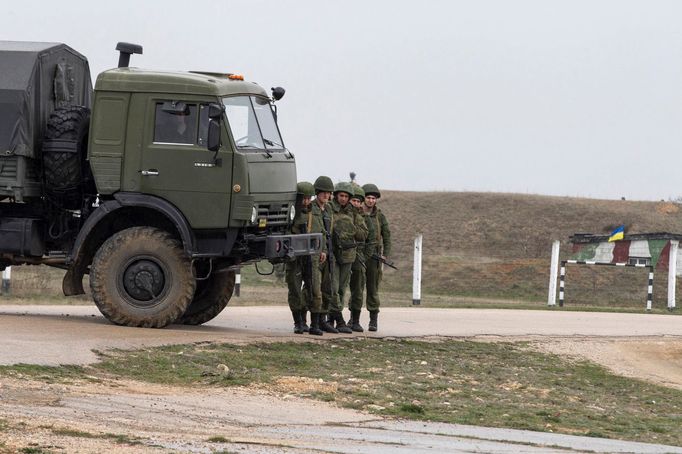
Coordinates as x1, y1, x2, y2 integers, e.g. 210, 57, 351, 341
301, 222, 314, 302
322, 213, 335, 293
371, 253, 397, 270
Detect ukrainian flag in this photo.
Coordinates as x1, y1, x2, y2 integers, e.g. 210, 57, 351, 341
608, 225, 625, 242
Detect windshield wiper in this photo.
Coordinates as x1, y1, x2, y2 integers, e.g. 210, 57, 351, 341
263, 138, 283, 148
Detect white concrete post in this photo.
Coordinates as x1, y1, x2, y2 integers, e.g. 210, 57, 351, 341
668, 240, 678, 310
412, 234, 422, 305
1, 266, 10, 295
548, 240, 560, 306
234, 268, 241, 297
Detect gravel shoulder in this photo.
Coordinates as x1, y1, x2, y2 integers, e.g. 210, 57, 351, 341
1, 305, 682, 453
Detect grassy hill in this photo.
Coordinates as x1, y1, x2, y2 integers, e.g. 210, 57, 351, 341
7, 191, 682, 309
377, 191, 682, 307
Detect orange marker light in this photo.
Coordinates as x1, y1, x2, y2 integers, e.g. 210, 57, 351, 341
228, 74, 244, 80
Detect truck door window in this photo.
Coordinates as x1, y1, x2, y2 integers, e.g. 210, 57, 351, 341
153, 103, 198, 145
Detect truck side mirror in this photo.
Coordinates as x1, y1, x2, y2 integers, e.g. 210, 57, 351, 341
208, 103, 223, 119
207, 119, 221, 152
271, 87, 285, 101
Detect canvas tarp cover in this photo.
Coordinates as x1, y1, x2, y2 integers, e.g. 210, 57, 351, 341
0, 41, 92, 158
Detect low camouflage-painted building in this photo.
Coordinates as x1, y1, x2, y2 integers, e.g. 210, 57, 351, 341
570, 232, 682, 272
547, 233, 682, 310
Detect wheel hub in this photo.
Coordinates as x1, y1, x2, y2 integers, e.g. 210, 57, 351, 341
122, 260, 165, 301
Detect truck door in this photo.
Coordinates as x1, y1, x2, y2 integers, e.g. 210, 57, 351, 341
139, 98, 233, 229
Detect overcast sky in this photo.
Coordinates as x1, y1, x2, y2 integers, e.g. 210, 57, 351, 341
3, 1, 681, 201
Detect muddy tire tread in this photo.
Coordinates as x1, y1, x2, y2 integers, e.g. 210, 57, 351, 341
178, 270, 235, 325
90, 227, 195, 328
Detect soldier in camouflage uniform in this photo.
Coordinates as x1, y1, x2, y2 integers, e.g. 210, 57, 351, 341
315, 176, 339, 334
362, 183, 391, 331
348, 185, 367, 331
286, 182, 319, 334
329, 182, 368, 334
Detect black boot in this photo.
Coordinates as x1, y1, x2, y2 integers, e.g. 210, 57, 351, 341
292, 311, 304, 334
301, 310, 310, 332
320, 313, 339, 333
368, 311, 378, 332
350, 310, 364, 332
333, 311, 352, 334
309, 313, 323, 336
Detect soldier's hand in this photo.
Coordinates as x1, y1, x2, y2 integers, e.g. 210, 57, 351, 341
320, 252, 327, 264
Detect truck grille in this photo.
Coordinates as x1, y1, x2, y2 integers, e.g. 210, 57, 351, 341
257, 203, 289, 226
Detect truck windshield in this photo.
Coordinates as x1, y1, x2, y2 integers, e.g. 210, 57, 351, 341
222, 96, 284, 151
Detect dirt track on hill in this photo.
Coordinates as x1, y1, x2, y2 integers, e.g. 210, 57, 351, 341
1, 305, 682, 453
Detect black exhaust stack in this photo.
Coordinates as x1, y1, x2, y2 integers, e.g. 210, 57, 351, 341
116, 42, 143, 68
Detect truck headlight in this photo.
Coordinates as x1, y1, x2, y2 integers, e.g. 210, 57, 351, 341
288, 205, 296, 222
250, 206, 258, 224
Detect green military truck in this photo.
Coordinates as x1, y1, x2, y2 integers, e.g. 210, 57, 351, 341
0, 41, 320, 327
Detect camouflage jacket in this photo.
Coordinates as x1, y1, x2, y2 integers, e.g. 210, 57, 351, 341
355, 207, 370, 261
364, 206, 391, 257
330, 200, 368, 264
290, 203, 327, 255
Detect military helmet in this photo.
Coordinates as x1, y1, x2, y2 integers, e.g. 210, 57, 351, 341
334, 181, 354, 197
314, 175, 334, 193
351, 185, 365, 201
362, 183, 381, 198
296, 181, 315, 197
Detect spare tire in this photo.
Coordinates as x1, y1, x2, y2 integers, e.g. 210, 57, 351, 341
43, 106, 91, 193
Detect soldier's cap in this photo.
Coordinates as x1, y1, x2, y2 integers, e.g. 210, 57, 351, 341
314, 175, 334, 193
297, 181, 315, 197
351, 185, 365, 200
362, 183, 381, 198
334, 181, 354, 197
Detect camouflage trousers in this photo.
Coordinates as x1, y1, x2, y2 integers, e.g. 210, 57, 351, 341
365, 257, 383, 312
321, 261, 335, 314
335, 261, 353, 313
322, 259, 351, 314
348, 256, 365, 311
286, 255, 323, 313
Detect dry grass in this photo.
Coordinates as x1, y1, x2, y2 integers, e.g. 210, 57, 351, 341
4, 192, 682, 309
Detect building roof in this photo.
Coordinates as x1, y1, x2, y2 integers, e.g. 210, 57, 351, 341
570, 232, 682, 244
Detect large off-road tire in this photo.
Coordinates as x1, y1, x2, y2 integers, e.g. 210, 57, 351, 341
43, 106, 91, 191
89, 227, 195, 328
177, 270, 235, 325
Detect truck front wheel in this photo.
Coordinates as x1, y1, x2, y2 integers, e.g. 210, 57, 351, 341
177, 270, 235, 325
90, 227, 195, 328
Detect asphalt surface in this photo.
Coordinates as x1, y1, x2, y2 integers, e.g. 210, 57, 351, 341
1, 304, 682, 365
1, 304, 682, 453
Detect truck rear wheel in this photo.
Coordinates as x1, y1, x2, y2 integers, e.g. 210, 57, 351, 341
90, 227, 195, 328
177, 270, 235, 325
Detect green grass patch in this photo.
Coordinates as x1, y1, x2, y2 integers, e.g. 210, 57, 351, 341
47, 427, 143, 445
90, 339, 682, 447
0, 364, 87, 383
207, 436, 230, 443
19, 447, 55, 454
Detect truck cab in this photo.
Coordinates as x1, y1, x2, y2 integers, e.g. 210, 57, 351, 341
88, 68, 302, 260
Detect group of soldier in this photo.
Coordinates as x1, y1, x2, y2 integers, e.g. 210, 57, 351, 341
286, 176, 391, 335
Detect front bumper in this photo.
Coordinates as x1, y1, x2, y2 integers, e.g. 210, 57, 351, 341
264, 233, 322, 261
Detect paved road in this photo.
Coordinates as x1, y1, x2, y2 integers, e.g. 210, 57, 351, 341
1, 304, 682, 365
2, 304, 682, 453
